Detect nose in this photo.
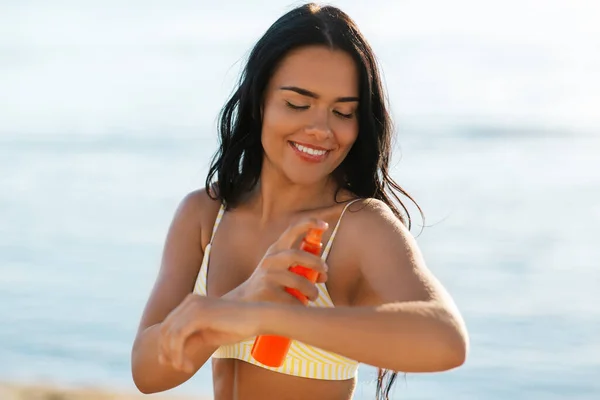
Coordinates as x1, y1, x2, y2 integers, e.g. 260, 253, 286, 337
305, 112, 332, 140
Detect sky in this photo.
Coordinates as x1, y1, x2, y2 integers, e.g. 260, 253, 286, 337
1, 0, 599, 135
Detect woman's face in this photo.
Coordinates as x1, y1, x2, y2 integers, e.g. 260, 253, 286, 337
260, 45, 359, 186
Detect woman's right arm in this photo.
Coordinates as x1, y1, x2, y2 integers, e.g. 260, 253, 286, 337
131, 189, 220, 394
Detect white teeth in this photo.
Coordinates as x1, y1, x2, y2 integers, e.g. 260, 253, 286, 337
293, 142, 327, 156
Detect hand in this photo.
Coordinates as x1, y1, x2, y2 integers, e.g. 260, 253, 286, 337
234, 217, 329, 305
158, 294, 262, 373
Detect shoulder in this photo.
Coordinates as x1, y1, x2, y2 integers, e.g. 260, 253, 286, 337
173, 186, 220, 220
344, 198, 410, 238
171, 186, 223, 249
341, 197, 421, 273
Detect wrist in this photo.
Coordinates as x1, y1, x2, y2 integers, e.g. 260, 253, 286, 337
222, 284, 247, 302
253, 302, 283, 336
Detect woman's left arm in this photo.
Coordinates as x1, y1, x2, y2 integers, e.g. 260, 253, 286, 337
257, 200, 469, 373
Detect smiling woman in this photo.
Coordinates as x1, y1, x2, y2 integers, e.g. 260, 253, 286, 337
130, 3, 469, 400
261, 46, 360, 184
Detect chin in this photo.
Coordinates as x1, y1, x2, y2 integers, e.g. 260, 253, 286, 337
283, 168, 331, 187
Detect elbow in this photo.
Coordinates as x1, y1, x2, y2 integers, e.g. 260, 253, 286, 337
407, 330, 467, 373
384, 303, 469, 373
386, 327, 468, 373
442, 335, 468, 371
436, 303, 469, 371
133, 381, 153, 395
438, 319, 469, 371
132, 364, 162, 395
420, 310, 470, 372
130, 345, 188, 395
135, 384, 160, 395
131, 348, 160, 395
132, 371, 152, 395
131, 360, 152, 395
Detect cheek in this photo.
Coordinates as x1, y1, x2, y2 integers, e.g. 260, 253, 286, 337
261, 105, 297, 144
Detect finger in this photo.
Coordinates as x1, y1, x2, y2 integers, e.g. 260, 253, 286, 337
183, 359, 195, 374
158, 294, 195, 368
272, 270, 320, 301
169, 301, 212, 370
273, 218, 329, 250
159, 322, 174, 367
170, 330, 184, 370
316, 272, 328, 283
282, 287, 310, 305
168, 321, 189, 370
158, 352, 167, 366
167, 302, 200, 370
276, 249, 328, 274
177, 333, 205, 373
180, 343, 196, 373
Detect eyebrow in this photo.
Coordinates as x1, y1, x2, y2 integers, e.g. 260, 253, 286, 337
279, 86, 359, 103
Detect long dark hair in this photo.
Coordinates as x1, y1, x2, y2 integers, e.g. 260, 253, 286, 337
205, 3, 423, 398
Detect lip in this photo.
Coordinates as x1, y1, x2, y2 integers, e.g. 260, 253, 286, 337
288, 141, 330, 163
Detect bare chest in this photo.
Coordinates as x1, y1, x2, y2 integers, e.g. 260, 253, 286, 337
205, 226, 274, 298
204, 217, 359, 306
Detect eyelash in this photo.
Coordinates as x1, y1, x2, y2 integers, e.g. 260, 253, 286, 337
285, 101, 308, 110
285, 101, 354, 119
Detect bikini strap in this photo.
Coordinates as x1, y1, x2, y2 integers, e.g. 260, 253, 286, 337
209, 203, 226, 243
321, 198, 363, 259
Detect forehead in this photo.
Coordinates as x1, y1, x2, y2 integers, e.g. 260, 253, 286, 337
268, 45, 359, 96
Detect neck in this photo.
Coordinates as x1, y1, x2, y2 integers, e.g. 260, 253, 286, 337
246, 164, 340, 224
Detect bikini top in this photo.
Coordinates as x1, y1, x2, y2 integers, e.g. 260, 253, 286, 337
193, 199, 362, 380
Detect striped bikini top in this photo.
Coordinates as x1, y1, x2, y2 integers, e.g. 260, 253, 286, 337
193, 199, 362, 380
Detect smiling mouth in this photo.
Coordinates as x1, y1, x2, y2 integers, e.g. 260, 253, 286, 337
288, 141, 331, 163
289, 141, 330, 156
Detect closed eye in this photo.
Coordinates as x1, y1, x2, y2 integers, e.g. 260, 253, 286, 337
285, 101, 309, 110
334, 110, 354, 119
286, 101, 354, 119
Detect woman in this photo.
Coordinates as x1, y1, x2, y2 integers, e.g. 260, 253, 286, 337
131, 3, 468, 400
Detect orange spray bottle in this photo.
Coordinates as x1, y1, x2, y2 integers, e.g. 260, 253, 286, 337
250, 227, 324, 367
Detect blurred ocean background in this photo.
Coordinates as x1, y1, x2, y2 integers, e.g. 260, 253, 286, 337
1, 0, 599, 399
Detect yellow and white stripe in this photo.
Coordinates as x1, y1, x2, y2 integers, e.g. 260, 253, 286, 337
193, 204, 225, 296
193, 200, 363, 380
211, 337, 359, 380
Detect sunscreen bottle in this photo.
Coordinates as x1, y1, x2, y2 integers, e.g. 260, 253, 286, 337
250, 228, 324, 367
